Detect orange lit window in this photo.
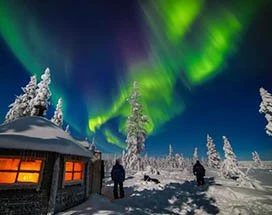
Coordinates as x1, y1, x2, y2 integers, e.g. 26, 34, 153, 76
0, 158, 42, 184
64, 161, 83, 182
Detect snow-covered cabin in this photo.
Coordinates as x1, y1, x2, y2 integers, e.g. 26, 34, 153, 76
0, 117, 93, 214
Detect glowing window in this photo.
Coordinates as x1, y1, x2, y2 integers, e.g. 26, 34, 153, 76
0, 158, 42, 184
64, 161, 84, 182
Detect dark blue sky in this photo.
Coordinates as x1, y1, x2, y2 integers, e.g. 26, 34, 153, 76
0, 0, 271, 160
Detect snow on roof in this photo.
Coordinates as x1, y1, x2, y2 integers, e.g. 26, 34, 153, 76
0, 116, 91, 158
76, 139, 90, 148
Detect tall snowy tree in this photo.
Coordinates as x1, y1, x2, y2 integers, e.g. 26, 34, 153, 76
221, 136, 242, 179
51, 98, 63, 127
259, 87, 272, 136
193, 147, 198, 164
31, 68, 51, 116
206, 134, 221, 169
5, 75, 37, 123
252, 151, 263, 167
124, 81, 148, 170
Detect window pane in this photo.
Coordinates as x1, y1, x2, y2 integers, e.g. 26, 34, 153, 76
20, 160, 42, 171
64, 172, 72, 181
74, 162, 83, 171
65, 162, 73, 171
0, 172, 17, 183
17, 172, 39, 183
0, 158, 20, 170
73, 172, 82, 180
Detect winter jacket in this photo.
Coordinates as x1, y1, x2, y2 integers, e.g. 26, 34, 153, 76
111, 164, 125, 183
193, 163, 205, 177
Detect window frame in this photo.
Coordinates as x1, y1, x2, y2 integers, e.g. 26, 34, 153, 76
63, 159, 85, 187
0, 155, 45, 190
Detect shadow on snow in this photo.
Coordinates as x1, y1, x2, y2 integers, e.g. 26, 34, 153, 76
118, 177, 220, 215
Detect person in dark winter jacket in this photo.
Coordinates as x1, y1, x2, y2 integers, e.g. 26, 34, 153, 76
111, 159, 125, 199
193, 160, 205, 186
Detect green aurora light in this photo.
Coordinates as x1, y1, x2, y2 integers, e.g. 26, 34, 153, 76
88, 0, 263, 148
0, 0, 264, 150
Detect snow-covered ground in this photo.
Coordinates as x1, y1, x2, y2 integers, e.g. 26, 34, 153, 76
58, 166, 272, 215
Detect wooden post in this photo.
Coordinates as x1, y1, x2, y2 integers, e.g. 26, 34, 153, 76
85, 160, 90, 199
91, 160, 102, 194
47, 155, 60, 215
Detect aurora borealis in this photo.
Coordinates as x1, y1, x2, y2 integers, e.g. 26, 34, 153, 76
0, 0, 271, 159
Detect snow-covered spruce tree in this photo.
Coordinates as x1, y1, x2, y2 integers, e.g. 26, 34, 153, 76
4, 75, 37, 123
121, 150, 126, 166
51, 98, 63, 127
89, 137, 96, 154
169, 144, 174, 160
124, 81, 148, 171
259, 87, 272, 136
252, 151, 263, 167
221, 136, 243, 179
193, 147, 198, 164
206, 134, 221, 169
168, 144, 177, 168
21, 75, 37, 116
31, 68, 51, 116
65, 125, 70, 134
4, 95, 24, 123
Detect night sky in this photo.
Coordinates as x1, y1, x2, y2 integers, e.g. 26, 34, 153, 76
0, 0, 271, 160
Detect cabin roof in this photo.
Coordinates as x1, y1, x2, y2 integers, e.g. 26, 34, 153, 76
0, 117, 91, 158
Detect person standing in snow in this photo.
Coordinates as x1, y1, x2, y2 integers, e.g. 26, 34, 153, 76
193, 160, 205, 185
111, 159, 125, 199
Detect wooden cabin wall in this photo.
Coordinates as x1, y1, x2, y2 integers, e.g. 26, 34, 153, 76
0, 149, 53, 215
54, 155, 88, 213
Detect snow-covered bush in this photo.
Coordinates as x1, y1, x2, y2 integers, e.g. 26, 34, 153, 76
259, 87, 272, 136
206, 134, 221, 169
